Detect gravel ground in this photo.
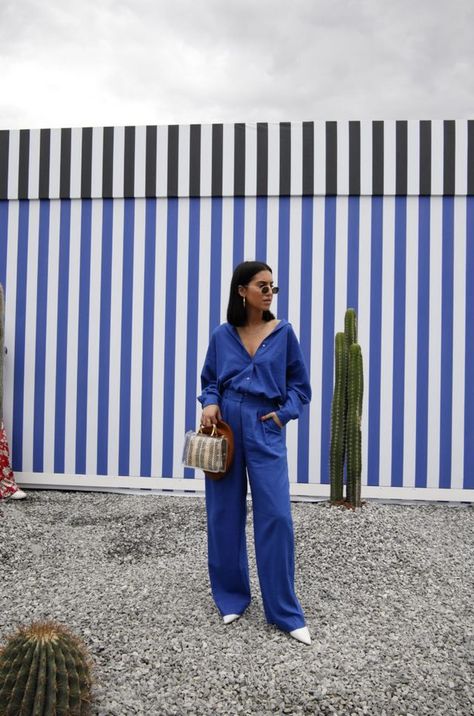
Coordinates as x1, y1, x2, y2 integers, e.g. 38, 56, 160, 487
1, 490, 473, 716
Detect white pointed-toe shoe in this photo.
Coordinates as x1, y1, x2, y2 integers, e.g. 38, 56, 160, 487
289, 626, 311, 645
10, 488, 27, 500
223, 614, 241, 625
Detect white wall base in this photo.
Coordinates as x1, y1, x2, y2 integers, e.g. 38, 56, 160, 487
14, 472, 474, 504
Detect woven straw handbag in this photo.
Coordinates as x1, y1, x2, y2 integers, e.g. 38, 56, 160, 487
182, 420, 234, 479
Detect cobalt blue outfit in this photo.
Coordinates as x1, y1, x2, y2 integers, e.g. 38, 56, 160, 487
198, 319, 311, 632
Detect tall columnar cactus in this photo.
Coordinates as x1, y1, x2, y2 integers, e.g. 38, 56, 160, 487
0, 621, 92, 715
329, 332, 348, 502
0, 283, 4, 423
329, 308, 364, 508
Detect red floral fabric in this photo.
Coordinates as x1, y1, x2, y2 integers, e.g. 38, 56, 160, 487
0, 421, 18, 499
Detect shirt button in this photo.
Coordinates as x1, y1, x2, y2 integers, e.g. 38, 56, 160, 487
246, 377, 250, 380
262, 344, 266, 347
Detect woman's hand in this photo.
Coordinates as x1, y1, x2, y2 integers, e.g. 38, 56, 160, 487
201, 404, 222, 428
260, 411, 283, 428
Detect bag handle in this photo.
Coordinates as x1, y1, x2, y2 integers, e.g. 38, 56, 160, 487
199, 423, 218, 437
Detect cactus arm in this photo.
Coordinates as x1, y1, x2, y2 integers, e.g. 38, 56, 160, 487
330, 332, 347, 502
347, 344, 363, 508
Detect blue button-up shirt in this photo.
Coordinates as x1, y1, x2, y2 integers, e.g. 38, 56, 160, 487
198, 319, 311, 426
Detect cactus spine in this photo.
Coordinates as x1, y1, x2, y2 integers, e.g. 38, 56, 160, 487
329, 308, 364, 508
0, 621, 92, 715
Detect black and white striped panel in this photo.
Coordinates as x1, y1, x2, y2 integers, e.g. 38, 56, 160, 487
0, 121, 472, 199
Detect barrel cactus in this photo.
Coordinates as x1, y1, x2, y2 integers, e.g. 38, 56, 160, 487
0, 621, 93, 715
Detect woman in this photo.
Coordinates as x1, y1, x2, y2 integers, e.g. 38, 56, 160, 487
198, 261, 312, 645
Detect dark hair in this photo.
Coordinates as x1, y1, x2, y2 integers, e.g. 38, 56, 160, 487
226, 261, 276, 326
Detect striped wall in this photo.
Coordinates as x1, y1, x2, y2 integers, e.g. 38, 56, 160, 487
1, 121, 473, 500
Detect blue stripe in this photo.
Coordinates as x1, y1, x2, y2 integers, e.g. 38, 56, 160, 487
256, 197, 267, 261
54, 200, 71, 472
209, 198, 222, 333
75, 200, 92, 474
465, 197, 474, 489
33, 201, 49, 471
391, 197, 406, 487
162, 198, 178, 477
233, 198, 245, 268
140, 199, 156, 477
118, 199, 134, 476
346, 196, 360, 312
367, 197, 383, 486
297, 197, 313, 483
415, 197, 430, 488
97, 200, 113, 475
0, 201, 7, 289
277, 197, 290, 319
12, 201, 29, 471
320, 197, 336, 485
439, 197, 454, 488
184, 198, 201, 478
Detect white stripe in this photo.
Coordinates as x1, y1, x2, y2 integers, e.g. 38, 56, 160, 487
358, 197, 372, 485
64, 199, 81, 473
28, 130, 40, 200
308, 197, 325, 483
70, 128, 82, 199
91, 128, 103, 198
49, 130, 61, 199
196, 198, 212, 432
383, 121, 396, 196
426, 198, 443, 488
7, 131, 19, 200
245, 123, 257, 197
286, 197, 302, 483
313, 122, 326, 196
85, 200, 103, 473
407, 121, 420, 196
172, 198, 189, 475
243, 196, 256, 260
291, 122, 303, 197
107, 199, 124, 475
178, 125, 190, 198
337, 120, 349, 196
200, 124, 212, 198
333, 195, 348, 333
359, 121, 372, 196
151, 199, 168, 475
129, 199, 146, 476
266, 198, 279, 300
3, 203, 19, 433
451, 197, 466, 489
378, 197, 395, 487
402, 198, 419, 487
267, 122, 280, 196
221, 124, 234, 197
43, 200, 61, 472
455, 120, 468, 196
21, 201, 39, 469
134, 126, 147, 199
112, 127, 124, 198
220, 198, 234, 322
431, 121, 444, 196
156, 126, 168, 198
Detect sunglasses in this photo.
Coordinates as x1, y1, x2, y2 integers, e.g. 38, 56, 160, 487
243, 284, 279, 295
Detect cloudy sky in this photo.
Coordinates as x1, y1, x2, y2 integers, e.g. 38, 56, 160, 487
1, 0, 473, 130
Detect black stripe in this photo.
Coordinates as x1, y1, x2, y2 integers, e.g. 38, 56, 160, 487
326, 122, 337, 195
81, 128, 92, 198
167, 125, 179, 197
396, 121, 407, 195
419, 120, 431, 196
349, 121, 361, 195
257, 123, 268, 196
443, 120, 455, 196
102, 127, 114, 198
468, 120, 474, 196
0, 130, 9, 200
18, 129, 30, 199
189, 124, 201, 197
302, 122, 314, 195
234, 123, 245, 197
211, 124, 223, 196
372, 121, 384, 195
39, 129, 51, 199
145, 126, 157, 197
60, 128, 71, 199
124, 126, 135, 198
280, 122, 291, 196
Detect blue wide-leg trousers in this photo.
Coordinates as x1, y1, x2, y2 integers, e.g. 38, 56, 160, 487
205, 389, 305, 632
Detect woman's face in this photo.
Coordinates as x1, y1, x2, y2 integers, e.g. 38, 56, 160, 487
238, 270, 275, 312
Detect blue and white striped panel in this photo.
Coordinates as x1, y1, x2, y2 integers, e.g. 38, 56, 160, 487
0, 195, 473, 492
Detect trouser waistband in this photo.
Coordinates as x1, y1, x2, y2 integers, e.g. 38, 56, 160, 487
222, 388, 280, 409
